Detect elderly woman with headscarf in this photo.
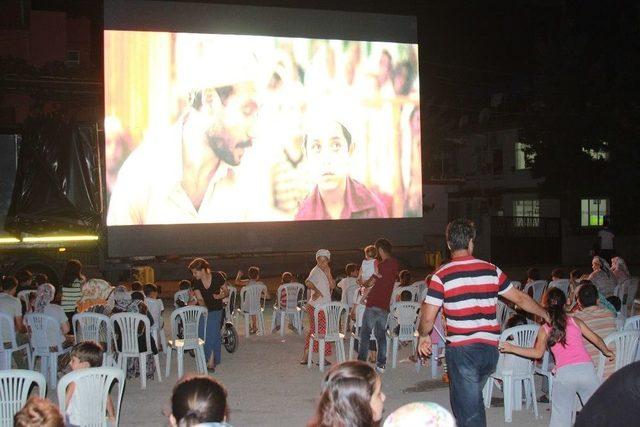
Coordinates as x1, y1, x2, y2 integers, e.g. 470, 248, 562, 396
33, 283, 72, 345
611, 257, 630, 283
588, 256, 617, 297
76, 278, 114, 313
300, 249, 336, 366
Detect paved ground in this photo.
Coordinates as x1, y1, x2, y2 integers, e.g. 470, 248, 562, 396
57, 305, 552, 426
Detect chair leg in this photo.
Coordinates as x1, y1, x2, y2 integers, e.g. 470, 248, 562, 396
258, 313, 265, 335
348, 337, 354, 360
270, 310, 277, 334
244, 315, 250, 337
154, 353, 162, 382
319, 340, 326, 372
50, 355, 58, 387
307, 340, 313, 369
165, 347, 172, 378
177, 348, 184, 379
504, 374, 513, 423
482, 378, 492, 409
280, 313, 285, 337
392, 337, 398, 369
26, 347, 33, 370
431, 344, 438, 378
529, 377, 539, 418
514, 380, 523, 410
196, 346, 206, 374
140, 355, 147, 389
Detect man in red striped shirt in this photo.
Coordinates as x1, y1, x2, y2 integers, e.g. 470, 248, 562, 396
417, 219, 548, 427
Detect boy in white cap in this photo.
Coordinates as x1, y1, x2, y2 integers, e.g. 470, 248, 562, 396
300, 249, 336, 365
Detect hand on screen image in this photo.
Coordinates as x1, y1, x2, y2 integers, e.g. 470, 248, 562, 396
294, 117, 389, 221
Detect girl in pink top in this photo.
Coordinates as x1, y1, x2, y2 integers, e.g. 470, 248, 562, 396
499, 288, 614, 427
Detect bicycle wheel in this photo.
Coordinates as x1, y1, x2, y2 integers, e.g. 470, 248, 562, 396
223, 323, 238, 353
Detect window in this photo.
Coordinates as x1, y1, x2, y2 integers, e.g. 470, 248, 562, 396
515, 142, 535, 170
581, 199, 609, 226
581, 142, 609, 161
513, 200, 539, 227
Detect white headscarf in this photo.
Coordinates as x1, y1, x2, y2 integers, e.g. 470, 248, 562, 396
612, 257, 630, 277
34, 283, 55, 313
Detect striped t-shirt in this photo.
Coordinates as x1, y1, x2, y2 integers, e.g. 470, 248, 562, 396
61, 278, 84, 313
425, 255, 512, 347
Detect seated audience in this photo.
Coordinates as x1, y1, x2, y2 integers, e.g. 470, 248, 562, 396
397, 270, 412, 288
0, 275, 28, 367
76, 278, 114, 313
338, 263, 360, 309
611, 256, 630, 283
383, 402, 455, 427
64, 341, 116, 424
575, 361, 640, 427
587, 256, 616, 297
131, 281, 143, 292
523, 267, 541, 298
14, 397, 64, 427
169, 375, 230, 427
61, 259, 86, 323
144, 283, 165, 340
175, 280, 196, 307
573, 282, 617, 379
15, 269, 34, 293
33, 283, 72, 346
308, 360, 385, 427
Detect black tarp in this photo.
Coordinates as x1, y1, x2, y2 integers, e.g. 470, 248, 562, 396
5, 118, 103, 234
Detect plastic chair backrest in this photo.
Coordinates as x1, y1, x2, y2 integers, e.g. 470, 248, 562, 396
392, 302, 420, 339
597, 330, 640, 379
625, 277, 639, 311
16, 291, 36, 313
241, 284, 266, 314
548, 279, 569, 296
524, 280, 548, 302
0, 369, 46, 425
277, 283, 304, 311
24, 313, 64, 352
624, 315, 640, 331
73, 312, 111, 352
170, 306, 207, 345
496, 301, 513, 329
354, 304, 366, 330
497, 324, 539, 376
317, 302, 347, 339
110, 313, 150, 355
57, 367, 125, 426
0, 313, 18, 349
174, 290, 190, 308
510, 281, 522, 290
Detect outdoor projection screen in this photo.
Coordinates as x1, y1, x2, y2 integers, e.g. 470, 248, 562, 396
104, 0, 422, 257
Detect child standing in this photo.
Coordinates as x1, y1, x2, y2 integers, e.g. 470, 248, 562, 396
65, 341, 116, 425
357, 245, 380, 304
499, 288, 614, 427
143, 283, 165, 351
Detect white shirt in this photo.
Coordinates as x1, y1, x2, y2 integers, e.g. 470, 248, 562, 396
307, 266, 331, 308
41, 304, 68, 346
360, 258, 377, 281
598, 229, 615, 250
107, 124, 251, 225
0, 293, 21, 340
145, 297, 165, 329
338, 277, 359, 307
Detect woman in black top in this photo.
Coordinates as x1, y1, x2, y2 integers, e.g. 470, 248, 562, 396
189, 258, 228, 371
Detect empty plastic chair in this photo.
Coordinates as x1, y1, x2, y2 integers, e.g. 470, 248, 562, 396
0, 369, 46, 425
237, 284, 267, 336
307, 302, 348, 372
270, 282, 304, 336
548, 279, 570, 297
110, 313, 162, 389
597, 331, 640, 380
523, 280, 548, 303
57, 367, 124, 427
72, 312, 112, 366
496, 300, 515, 330
483, 325, 540, 423
166, 306, 208, 378
386, 302, 420, 368
24, 313, 71, 387
0, 313, 31, 370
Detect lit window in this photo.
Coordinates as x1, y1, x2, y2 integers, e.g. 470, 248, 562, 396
581, 199, 608, 226
515, 142, 535, 170
582, 142, 609, 161
513, 200, 539, 227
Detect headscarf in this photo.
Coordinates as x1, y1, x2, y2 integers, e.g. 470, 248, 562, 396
612, 257, 630, 278
107, 285, 140, 313
77, 278, 114, 313
593, 256, 612, 276
34, 283, 56, 313
315, 248, 331, 260
383, 402, 456, 427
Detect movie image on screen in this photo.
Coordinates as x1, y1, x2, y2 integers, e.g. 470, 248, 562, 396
105, 31, 421, 226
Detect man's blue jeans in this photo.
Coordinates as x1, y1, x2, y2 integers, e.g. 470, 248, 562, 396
446, 343, 499, 427
357, 306, 388, 368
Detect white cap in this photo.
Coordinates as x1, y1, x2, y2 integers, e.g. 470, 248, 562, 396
316, 249, 331, 260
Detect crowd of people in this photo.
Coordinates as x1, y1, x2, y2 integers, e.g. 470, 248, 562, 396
1, 219, 638, 427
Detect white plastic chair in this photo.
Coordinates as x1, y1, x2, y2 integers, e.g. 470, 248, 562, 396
389, 285, 420, 306
412, 280, 427, 303
348, 304, 379, 360
597, 330, 640, 379
57, 367, 125, 427
510, 280, 522, 290
622, 277, 638, 317
147, 300, 168, 355
16, 290, 36, 313
73, 312, 113, 366
270, 283, 304, 336
165, 306, 207, 378
523, 280, 548, 303
534, 350, 554, 400
496, 300, 515, 330
24, 313, 71, 387
237, 284, 267, 336
307, 302, 348, 372
548, 279, 569, 297
483, 325, 539, 423
110, 313, 162, 389
386, 302, 420, 368
0, 369, 46, 425
624, 315, 640, 331
0, 313, 32, 370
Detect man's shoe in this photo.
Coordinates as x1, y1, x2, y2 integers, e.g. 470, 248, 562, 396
375, 365, 386, 374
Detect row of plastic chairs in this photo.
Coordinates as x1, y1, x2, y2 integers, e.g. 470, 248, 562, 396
0, 368, 125, 427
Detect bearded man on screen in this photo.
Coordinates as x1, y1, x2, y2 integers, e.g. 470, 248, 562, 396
107, 36, 260, 225
295, 117, 388, 221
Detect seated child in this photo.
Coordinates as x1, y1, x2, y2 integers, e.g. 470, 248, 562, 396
130, 281, 143, 292
236, 266, 268, 334
175, 280, 196, 307
65, 342, 115, 425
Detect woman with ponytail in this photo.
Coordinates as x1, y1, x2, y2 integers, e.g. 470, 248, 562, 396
169, 375, 231, 427
309, 360, 386, 427
499, 288, 614, 427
